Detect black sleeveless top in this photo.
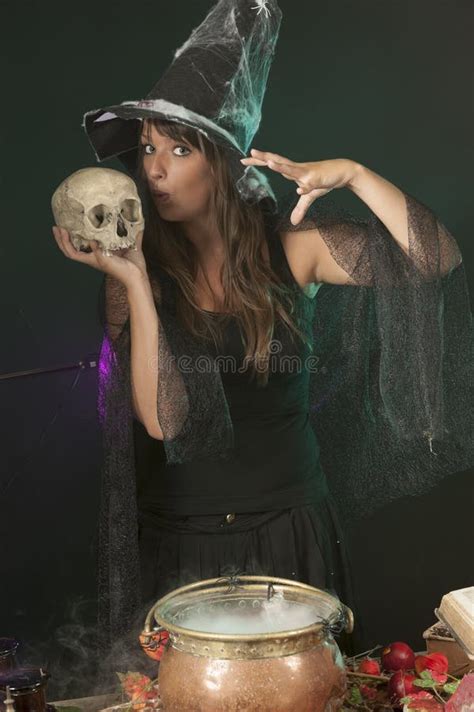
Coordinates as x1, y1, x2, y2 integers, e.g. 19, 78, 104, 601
137, 228, 328, 515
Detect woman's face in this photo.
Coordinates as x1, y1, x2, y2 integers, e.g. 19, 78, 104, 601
140, 121, 215, 223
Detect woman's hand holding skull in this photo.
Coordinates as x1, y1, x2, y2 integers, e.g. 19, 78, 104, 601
52, 226, 148, 289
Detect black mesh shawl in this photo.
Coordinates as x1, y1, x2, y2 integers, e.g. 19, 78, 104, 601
275, 190, 473, 522
96, 187, 473, 645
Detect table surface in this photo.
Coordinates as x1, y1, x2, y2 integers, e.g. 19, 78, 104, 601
52, 692, 121, 712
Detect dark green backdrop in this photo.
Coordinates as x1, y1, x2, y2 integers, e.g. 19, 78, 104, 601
1, 0, 472, 697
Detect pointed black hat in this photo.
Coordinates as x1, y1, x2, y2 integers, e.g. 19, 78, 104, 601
83, 0, 282, 205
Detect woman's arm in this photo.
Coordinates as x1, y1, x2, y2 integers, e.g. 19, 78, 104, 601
346, 162, 409, 253
311, 164, 460, 285
52, 226, 165, 439
307, 162, 410, 284
126, 274, 164, 440
243, 150, 461, 285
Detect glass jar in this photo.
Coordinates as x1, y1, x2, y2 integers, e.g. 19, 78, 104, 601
0, 639, 19, 673
0, 668, 50, 712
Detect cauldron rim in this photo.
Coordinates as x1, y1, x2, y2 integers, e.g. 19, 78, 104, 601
141, 575, 354, 659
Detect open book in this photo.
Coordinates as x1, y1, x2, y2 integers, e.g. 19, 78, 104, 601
435, 586, 474, 659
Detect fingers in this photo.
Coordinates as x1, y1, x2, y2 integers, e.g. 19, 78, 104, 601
266, 162, 300, 181
52, 226, 73, 258
134, 229, 144, 251
240, 155, 301, 182
290, 188, 332, 225
240, 156, 267, 167
241, 156, 296, 171
250, 148, 294, 165
52, 226, 96, 265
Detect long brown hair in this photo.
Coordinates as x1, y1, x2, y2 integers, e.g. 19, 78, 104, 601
136, 118, 309, 386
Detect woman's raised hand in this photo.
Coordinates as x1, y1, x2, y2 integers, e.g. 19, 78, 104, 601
52, 226, 148, 288
241, 149, 359, 225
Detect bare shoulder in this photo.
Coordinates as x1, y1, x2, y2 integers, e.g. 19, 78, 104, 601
278, 227, 355, 287
277, 229, 321, 289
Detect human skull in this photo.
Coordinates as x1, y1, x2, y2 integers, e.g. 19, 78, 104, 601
51, 168, 144, 256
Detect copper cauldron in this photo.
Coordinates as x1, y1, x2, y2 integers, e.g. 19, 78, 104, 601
140, 575, 353, 712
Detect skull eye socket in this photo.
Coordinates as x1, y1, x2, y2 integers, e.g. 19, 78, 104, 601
87, 204, 108, 229
120, 199, 141, 223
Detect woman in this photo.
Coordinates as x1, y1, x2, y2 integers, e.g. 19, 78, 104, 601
53, 116, 363, 652
53, 112, 472, 660
54, 0, 473, 657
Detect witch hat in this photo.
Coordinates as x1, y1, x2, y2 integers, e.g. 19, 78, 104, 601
82, 0, 282, 205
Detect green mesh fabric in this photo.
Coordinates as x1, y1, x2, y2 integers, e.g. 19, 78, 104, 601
274, 189, 473, 523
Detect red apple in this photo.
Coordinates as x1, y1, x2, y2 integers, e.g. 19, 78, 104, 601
388, 670, 417, 704
415, 653, 449, 683
381, 641, 416, 671
358, 658, 381, 675
405, 691, 444, 711
360, 683, 378, 700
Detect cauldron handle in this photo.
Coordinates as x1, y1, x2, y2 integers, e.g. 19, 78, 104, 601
342, 603, 354, 634
326, 603, 354, 636
142, 601, 161, 636
139, 603, 170, 661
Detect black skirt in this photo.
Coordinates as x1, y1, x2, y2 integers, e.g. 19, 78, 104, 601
137, 493, 364, 656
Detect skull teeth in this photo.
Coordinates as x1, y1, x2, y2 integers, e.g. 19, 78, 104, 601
100, 241, 136, 252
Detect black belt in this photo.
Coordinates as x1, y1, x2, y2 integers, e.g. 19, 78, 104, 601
138, 507, 299, 535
